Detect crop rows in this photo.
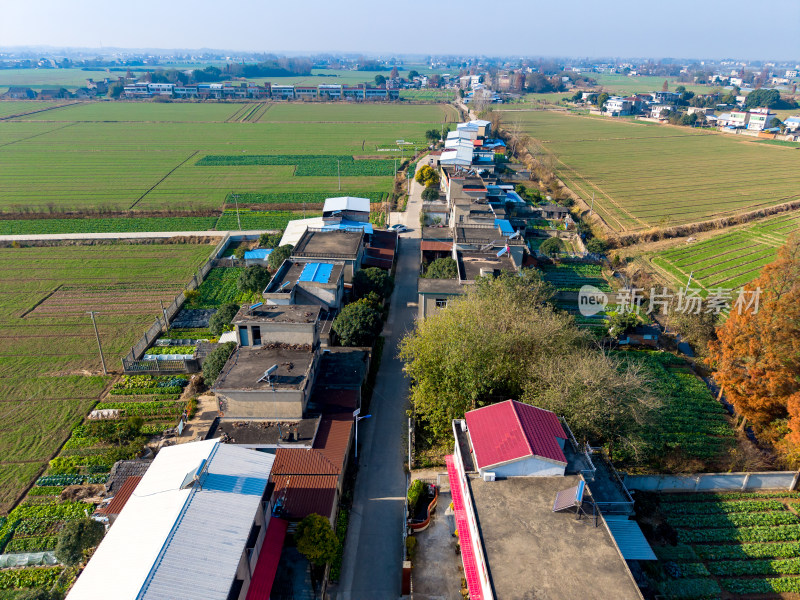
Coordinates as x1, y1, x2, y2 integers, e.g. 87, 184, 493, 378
215, 210, 319, 231
196, 154, 397, 176
225, 191, 389, 205
186, 267, 245, 308
660, 499, 785, 515
614, 351, 732, 464
539, 264, 612, 292
497, 109, 800, 232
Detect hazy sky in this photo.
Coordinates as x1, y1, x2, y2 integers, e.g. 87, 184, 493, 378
2, 0, 799, 60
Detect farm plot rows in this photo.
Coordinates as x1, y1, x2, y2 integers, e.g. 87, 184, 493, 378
651, 213, 800, 291
0, 103, 442, 213
196, 154, 397, 176
497, 110, 800, 232
0, 243, 211, 512
539, 263, 612, 292
0, 101, 68, 120
184, 267, 256, 309
614, 351, 734, 466
650, 491, 800, 599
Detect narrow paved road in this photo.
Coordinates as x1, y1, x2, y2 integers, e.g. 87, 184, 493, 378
337, 157, 430, 599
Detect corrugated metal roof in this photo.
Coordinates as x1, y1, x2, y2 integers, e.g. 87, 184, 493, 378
465, 400, 567, 470
323, 196, 371, 214
299, 262, 334, 283
244, 249, 272, 260
67, 440, 275, 600
604, 516, 657, 560
96, 476, 142, 515
245, 517, 288, 600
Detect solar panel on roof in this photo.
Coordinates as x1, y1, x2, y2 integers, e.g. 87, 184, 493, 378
553, 482, 584, 512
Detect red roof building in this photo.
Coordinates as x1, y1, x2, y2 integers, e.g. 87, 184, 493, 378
95, 476, 142, 523
464, 400, 568, 477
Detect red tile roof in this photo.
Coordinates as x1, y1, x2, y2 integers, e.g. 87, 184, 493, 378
269, 414, 352, 520
245, 517, 288, 600
420, 241, 453, 252
95, 476, 141, 515
464, 400, 567, 469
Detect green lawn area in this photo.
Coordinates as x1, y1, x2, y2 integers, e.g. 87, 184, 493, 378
650, 212, 800, 291
0, 242, 211, 512
497, 109, 800, 232
0, 102, 443, 214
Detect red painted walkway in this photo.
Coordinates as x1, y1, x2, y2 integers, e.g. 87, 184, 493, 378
445, 455, 484, 600
245, 517, 288, 600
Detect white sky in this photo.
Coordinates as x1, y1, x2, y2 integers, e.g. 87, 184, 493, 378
1, 0, 799, 60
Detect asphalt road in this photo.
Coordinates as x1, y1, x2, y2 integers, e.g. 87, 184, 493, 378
336, 158, 429, 599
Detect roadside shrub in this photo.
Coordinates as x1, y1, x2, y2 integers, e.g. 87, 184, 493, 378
421, 187, 439, 202
259, 231, 283, 249
585, 238, 608, 253
202, 342, 237, 385
295, 513, 338, 567
208, 303, 240, 336
407, 479, 424, 513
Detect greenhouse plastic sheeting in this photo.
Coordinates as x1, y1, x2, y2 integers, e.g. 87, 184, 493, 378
0, 551, 57, 567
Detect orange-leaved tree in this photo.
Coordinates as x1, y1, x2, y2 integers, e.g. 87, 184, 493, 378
708, 234, 800, 441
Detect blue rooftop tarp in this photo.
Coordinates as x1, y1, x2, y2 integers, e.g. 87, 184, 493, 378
299, 262, 334, 284
495, 219, 514, 236
244, 249, 272, 260
320, 219, 373, 235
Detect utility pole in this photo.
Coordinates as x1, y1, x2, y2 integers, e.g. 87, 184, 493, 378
87, 311, 107, 375
337, 159, 341, 191
233, 193, 241, 231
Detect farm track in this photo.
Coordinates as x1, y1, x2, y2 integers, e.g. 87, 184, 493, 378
126, 150, 199, 210
0, 102, 80, 121
0, 122, 76, 149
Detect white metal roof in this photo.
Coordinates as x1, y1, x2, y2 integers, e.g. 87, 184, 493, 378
444, 138, 476, 150
323, 196, 371, 214
67, 440, 275, 600
439, 145, 474, 167
279, 216, 326, 247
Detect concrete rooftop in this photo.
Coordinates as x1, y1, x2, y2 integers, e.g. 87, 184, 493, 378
214, 345, 315, 391
292, 229, 363, 258
266, 261, 344, 294
233, 304, 321, 325
207, 415, 321, 446
469, 475, 641, 600
458, 251, 516, 281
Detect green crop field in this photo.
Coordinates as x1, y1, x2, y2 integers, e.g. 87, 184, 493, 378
0, 101, 70, 120
497, 110, 800, 232
256, 102, 457, 123
0, 242, 211, 512
649, 491, 800, 598
0, 101, 443, 217
651, 212, 800, 291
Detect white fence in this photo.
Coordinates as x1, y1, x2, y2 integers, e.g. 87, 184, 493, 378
623, 471, 800, 493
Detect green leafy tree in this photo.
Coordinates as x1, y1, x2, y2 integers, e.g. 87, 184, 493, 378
606, 311, 639, 337
296, 513, 339, 567
585, 238, 608, 254
424, 129, 440, 143
237, 265, 272, 294
353, 267, 394, 300
55, 518, 105, 566
399, 271, 657, 458
424, 257, 458, 279
202, 341, 237, 384
259, 231, 283, 249
374, 74, 386, 86
407, 70, 420, 79
745, 88, 781, 109
596, 92, 609, 110
421, 187, 440, 202
539, 237, 565, 257
209, 303, 240, 336
267, 244, 293, 271
414, 165, 440, 187
234, 247, 246, 261
332, 300, 383, 346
